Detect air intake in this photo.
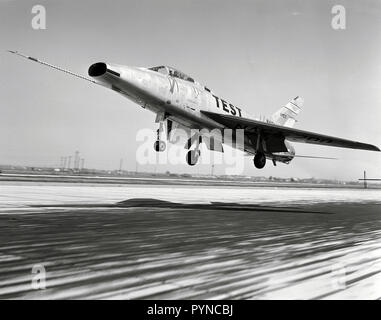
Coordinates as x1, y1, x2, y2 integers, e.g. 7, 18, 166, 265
88, 62, 107, 77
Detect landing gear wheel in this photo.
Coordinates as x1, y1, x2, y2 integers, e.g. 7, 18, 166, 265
154, 140, 166, 152
254, 152, 266, 169
186, 150, 200, 166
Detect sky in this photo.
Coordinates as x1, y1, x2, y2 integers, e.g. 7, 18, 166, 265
0, 0, 380, 180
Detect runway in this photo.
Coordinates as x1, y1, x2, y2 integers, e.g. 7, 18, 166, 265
0, 182, 381, 299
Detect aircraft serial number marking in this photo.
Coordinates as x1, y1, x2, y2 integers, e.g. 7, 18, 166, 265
212, 94, 242, 117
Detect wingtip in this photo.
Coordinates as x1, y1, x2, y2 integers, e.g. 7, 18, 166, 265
368, 145, 381, 152
368, 144, 381, 152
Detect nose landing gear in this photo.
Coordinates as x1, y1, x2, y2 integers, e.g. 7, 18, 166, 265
153, 121, 166, 152
154, 140, 166, 152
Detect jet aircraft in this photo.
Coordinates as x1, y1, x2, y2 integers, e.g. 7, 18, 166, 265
9, 51, 380, 168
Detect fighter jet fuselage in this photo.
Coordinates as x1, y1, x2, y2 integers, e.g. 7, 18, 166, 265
88, 62, 298, 167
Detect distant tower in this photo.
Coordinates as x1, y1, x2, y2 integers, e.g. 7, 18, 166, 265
67, 156, 72, 169
74, 151, 80, 171
364, 170, 367, 189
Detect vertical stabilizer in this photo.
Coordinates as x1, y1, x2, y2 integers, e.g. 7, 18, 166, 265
271, 96, 303, 127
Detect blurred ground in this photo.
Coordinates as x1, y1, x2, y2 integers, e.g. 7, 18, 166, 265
0, 182, 380, 299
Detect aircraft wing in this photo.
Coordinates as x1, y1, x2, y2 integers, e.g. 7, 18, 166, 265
201, 111, 380, 152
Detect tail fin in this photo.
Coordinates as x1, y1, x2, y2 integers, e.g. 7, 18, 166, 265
271, 96, 303, 127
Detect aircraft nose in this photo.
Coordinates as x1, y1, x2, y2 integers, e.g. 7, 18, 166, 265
87, 63, 144, 96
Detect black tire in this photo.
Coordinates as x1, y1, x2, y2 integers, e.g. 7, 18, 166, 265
154, 140, 166, 152
254, 152, 266, 169
186, 150, 200, 166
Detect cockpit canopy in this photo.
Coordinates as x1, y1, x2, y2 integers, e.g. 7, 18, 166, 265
148, 66, 195, 83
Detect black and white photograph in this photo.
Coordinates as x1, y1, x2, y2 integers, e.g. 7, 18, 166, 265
0, 0, 381, 307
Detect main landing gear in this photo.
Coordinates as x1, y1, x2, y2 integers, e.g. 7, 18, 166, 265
253, 152, 266, 169
253, 132, 267, 169
186, 134, 201, 166
186, 149, 200, 166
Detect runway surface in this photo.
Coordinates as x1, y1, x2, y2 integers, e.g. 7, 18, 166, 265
0, 182, 380, 299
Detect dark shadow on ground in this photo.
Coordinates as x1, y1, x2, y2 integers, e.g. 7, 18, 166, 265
30, 197, 333, 214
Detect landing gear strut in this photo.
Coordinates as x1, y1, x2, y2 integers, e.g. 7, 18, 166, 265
254, 152, 266, 169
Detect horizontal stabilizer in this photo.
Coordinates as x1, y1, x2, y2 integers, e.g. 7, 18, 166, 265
293, 155, 338, 160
